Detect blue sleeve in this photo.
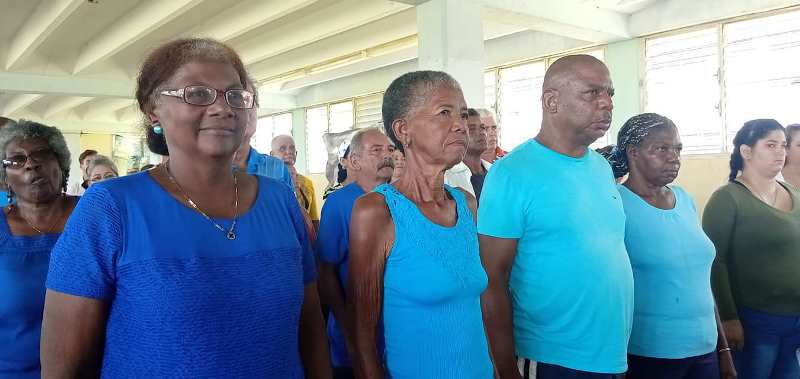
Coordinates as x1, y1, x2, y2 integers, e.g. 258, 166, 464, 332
316, 197, 346, 265
46, 186, 123, 301
283, 184, 317, 284
477, 161, 527, 238
280, 164, 293, 190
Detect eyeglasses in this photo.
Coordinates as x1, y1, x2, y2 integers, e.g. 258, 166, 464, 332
160, 86, 254, 109
2, 149, 56, 170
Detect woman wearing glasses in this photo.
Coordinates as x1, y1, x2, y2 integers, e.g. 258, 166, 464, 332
41, 38, 331, 378
0, 120, 77, 378
86, 155, 119, 186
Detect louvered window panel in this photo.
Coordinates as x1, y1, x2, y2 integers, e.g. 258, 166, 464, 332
355, 93, 384, 129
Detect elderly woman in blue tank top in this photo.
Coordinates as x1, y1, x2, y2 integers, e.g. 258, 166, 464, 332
602, 113, 736, 379
347, 71, 493, 378
39, 38, 331, 378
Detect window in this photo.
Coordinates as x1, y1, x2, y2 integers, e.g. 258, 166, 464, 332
645, 9, 800, 154
645, 28, 722, 154
489, 48, 607, 151
497, 62, 546, 151
329, 101, 354, 133
355, 93, 383, 129
306, 106, 329, 174
252, 113, 292, 153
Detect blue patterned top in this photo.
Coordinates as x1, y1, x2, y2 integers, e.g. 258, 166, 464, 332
46, 172, 316, 378
0, 211, 60, 379
375, 183, 493, 379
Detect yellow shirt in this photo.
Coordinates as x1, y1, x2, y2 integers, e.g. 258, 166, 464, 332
295, 174, 319, 221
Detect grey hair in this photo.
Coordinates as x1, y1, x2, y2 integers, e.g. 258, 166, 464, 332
382, 70, 462, 152
87, 154, 119, 178
349, 127, 384, 156
476, 108, 495, 120
0, 119, 71, 190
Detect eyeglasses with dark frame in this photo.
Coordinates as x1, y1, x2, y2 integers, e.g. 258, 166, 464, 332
2, 149, 56, 170
160, 85, 255, 109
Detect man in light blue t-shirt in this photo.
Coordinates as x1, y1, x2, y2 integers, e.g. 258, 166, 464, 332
478, 55, 633, 379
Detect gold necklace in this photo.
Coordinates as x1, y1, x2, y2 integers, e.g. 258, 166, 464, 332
163, 163, 239, 240
11, 196, 64, 235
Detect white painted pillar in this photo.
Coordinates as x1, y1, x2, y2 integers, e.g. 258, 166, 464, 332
416, 0, 485, 108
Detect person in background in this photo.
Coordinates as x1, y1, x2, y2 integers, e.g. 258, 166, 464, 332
348, 71, 493, 378
390, 148, 405, 183
324, 144, 354, 200
444, 108, 491, 200
232, 78, 292, 189
604, 113, 736, 379
781, 123, 800, 188
596, 144, 626, 183
478, 108, 507, 163
0, 117, 17, 207
272, 134, 320, 230
0, 120, 78, 378
40, 38, 331, 378
704, 119, 800, 379
87, 155, 119, 186
66, 149, 98, 196
317, 127, 394, 379
479, 55, 632, 379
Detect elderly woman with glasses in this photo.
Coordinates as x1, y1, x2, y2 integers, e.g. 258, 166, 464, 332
0, 120, 78, 378
40, 38, 331, 378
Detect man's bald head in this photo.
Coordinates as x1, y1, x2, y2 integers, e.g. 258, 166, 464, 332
543, 54, 609, 92
271, 134, 297, 166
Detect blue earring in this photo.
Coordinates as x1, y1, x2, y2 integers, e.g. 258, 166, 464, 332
152, 121, 163, 135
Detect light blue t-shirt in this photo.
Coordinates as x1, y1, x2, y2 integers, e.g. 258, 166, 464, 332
618, 185, 717, 359
477, 139, 633, 374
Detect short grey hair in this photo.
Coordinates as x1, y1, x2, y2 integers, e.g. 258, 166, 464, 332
349, 127, 384, 156
476, 108, 495, 120
0, 119, 71, 190
87, 154, 119, 177
382, 70, 462, 152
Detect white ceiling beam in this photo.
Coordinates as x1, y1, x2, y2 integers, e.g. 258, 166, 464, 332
0, 71, 134, 98
184, 0, 319, 42
247, 9, 417, 80
630, 0, 800, 36
478, 0, 630, 42
44, 96, 94, 118
238, 0, 411, 65
5, 0, 84, 70
78, 98, 137, 121
2, 94, 45, 116
73, 0, 205, 74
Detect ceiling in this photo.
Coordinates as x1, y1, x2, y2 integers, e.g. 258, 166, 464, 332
0, 0, 795, 135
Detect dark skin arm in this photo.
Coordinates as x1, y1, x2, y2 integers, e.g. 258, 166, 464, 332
299, 283, 333, 379
347, 193, 394, 379
317, 261, 354, 355
715, 305, 737, 379
40, 290, 109, 378
479, 235, 522, 379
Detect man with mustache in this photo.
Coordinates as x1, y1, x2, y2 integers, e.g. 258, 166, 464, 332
316, 127, 394, 379
478, 55, 633, 379
444, 108, 491, 200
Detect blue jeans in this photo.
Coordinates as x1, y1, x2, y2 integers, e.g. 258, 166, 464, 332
734, 307, 800, 379
627, 352, 718, 379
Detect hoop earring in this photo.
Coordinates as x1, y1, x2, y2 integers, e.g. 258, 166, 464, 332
152, 121, 163, 135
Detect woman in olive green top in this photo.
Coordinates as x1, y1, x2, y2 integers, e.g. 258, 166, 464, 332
703, 119, 800, 379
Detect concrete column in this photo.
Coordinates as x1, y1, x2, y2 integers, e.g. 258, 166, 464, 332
416, 0, 485, 107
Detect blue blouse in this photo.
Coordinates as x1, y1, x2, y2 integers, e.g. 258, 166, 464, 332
46, 172, 316, 378
0, 211, 60, 379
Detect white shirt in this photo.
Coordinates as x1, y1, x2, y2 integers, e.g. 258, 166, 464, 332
444, 160, 492, 196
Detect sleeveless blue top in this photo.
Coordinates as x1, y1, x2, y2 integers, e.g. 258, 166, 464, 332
375, 183, 493, 379
0, 211, 60, 379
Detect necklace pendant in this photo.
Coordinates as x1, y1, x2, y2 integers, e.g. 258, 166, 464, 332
227, 231, 236, 240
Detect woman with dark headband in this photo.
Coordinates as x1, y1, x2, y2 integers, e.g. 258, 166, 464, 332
704, 119, 800, 379
604, 113, 735, 379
